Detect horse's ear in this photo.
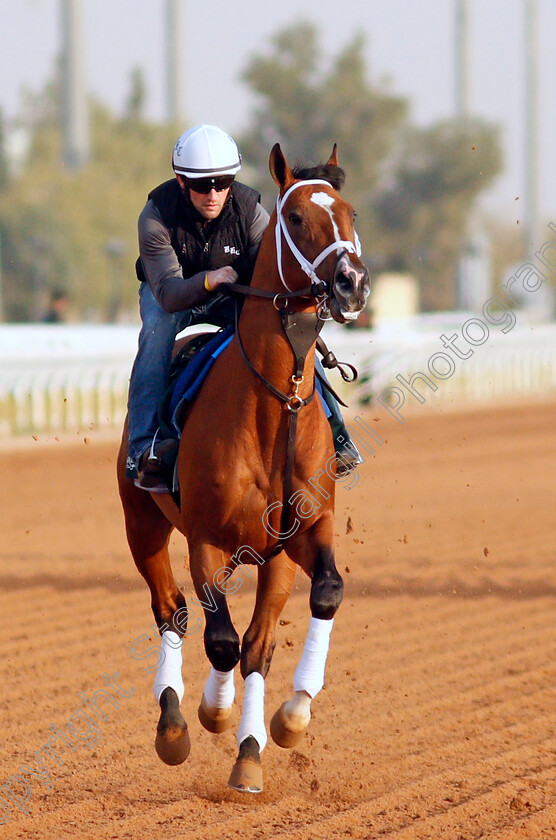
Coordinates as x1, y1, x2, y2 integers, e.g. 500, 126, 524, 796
326, 143, 339, 167
269, 143, 295, 189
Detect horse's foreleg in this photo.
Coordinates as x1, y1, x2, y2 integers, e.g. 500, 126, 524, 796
118, 474, 190, 765
228, 554, 297, 793
271, 528, 343, 749
269, 614, 334, 748
189, 545, 241, 736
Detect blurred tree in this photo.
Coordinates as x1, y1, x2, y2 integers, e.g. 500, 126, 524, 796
0, 70, 177, 321
240, 22, 406, 214
125, 66, 147, 121
373, 120, 502, 309
0, 110, 8, 189
239, 23, 502, 311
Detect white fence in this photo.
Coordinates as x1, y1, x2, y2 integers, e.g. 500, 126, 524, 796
1, 317, 555, 436
0, 325, 137, 435
351, 317, 556, 407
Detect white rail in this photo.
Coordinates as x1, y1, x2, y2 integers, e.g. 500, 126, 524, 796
1, 318, 555, 436
0, 325, 137, 435
353, 319, 556, 406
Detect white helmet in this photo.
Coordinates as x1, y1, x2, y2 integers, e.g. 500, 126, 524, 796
172, 124, 242, 178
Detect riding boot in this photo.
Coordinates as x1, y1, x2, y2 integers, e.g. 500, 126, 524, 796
318, 378, 363, 475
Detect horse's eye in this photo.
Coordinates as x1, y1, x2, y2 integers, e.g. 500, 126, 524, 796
288, 212, 302, 225
352, 211, 358, 221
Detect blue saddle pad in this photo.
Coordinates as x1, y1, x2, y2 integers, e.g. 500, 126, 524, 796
168, 326, 234, 434
165, 323, 331, 440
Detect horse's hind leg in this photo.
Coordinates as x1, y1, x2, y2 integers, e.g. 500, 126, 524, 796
228, 553, 297, 793
119, 474, 190, 765
271, 522, 343, 749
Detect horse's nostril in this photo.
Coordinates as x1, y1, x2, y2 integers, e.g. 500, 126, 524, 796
336, 272, 354, 292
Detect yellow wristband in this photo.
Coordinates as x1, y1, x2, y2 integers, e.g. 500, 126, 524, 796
203, 273, 211, 292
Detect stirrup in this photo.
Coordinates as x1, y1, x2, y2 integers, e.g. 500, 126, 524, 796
135, 437, 178, 493
335, 440, 363, 475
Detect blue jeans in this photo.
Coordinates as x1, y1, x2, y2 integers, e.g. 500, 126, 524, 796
127, 283, 193, 469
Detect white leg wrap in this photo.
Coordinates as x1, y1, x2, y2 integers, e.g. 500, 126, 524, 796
236, 672, 267, 752
293, 617, 334, 698
203, 666, 235, 709
153, 630, 184, 704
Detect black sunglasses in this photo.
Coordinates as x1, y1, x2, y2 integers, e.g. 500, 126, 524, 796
187, 175, 235, 194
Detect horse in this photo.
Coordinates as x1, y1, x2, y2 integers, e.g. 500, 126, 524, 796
117, 143, 370, 793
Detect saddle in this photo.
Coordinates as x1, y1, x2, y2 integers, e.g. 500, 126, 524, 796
154, 327, 234, 496
158, 326, 234, 441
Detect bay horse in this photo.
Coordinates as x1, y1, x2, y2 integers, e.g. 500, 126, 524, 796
117, 143, 369, 793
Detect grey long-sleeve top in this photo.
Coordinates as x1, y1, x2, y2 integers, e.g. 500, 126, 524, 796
138, 199, 270, 314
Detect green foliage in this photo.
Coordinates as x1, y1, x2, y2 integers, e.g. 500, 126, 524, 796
125, 66, 147, 121
374, 119, 502, 309
0, 78, 178, 321
239, 22, 502, 311
240, 22, 406, 208
0, 110, 8, 190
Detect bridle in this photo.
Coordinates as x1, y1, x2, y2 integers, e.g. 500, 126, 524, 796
274, 178, 362, 294
226, 178, 362, 312
226, 177, 361, 398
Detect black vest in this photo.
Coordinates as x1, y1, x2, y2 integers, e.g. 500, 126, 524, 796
136, 179, 260, 285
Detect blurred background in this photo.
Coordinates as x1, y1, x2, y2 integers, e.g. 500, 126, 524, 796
0, 0, 555, 435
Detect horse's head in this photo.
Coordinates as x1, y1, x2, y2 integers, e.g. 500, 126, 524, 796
269, 143, 370, 324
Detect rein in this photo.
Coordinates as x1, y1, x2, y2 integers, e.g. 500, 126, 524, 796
224, 279, 328, 307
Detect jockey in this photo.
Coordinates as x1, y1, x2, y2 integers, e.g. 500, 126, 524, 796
126, 124, 362, 493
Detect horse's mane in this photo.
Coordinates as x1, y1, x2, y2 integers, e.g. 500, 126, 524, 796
291, 163, 346, 192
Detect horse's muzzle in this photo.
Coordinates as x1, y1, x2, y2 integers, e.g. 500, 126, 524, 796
331, 254, 370, 323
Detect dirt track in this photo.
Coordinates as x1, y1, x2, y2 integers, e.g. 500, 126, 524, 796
1, 400, 555, 839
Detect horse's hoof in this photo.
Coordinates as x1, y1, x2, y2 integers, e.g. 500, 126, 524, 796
227, 735, 263, 793
227, 758, 263, 793
270, 701, 309, 748
155, 687, 190, 765
198, 695, 236, 734
155, 721, 190, 765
